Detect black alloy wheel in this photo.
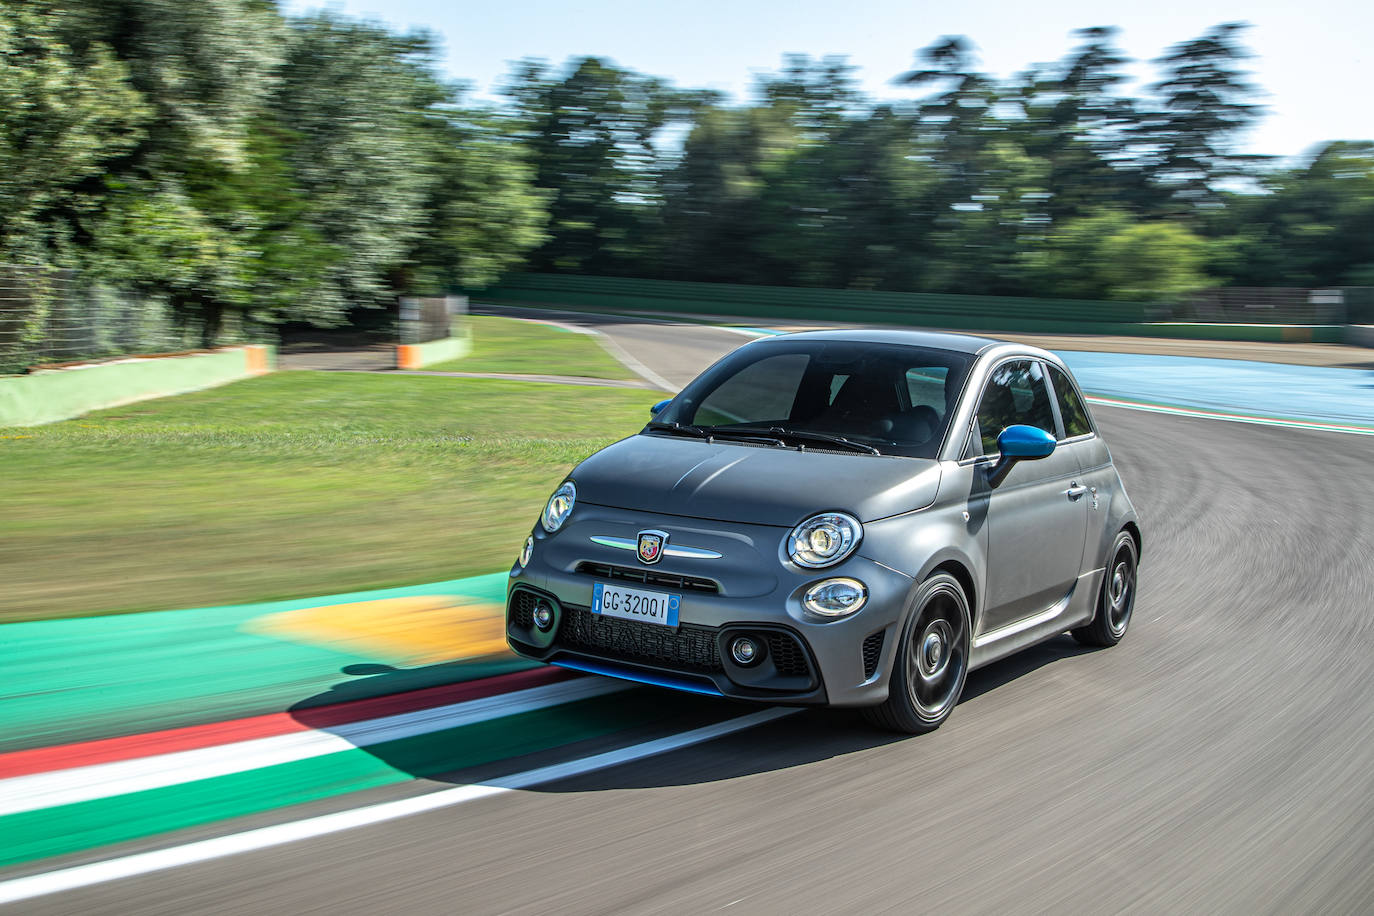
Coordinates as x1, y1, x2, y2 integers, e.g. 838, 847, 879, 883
1072, 530, 1138, 648
862, 572, 970, 734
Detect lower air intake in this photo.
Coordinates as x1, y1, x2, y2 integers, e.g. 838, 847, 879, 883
556, 605, 724, 674
862, 630, 885, 679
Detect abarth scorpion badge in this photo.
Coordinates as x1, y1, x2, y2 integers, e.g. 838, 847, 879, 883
637, 530, 668, 564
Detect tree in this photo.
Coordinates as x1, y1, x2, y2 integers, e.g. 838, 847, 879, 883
0, 1, 148, 263
53, 0, 285, 170
506, 57, 714, 275
53, 0, 294, 342
920, 140, 1050, 295
895, 36, 997, 204
268, 14, 447, 324
406, 110, 550, 294
1136, 22, 1266, 210
660, 103, 799, 285
1009, 27, 1155, 221
1210, 141, 1374, 287
1021, 210, 1135, 299
1098, 222, 1211, 301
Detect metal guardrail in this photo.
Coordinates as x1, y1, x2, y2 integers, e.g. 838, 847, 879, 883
0, 267, 181, 375
475, 274, 1370, 337
1178, 288, 1350, 325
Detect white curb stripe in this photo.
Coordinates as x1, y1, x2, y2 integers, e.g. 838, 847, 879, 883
0, 708, 794, 905
1086, 395, 1374, 436
0, 678, 628, 818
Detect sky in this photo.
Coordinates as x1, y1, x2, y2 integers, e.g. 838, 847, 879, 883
283, 0, 1372, 161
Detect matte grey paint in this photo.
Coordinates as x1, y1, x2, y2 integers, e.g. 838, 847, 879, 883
572, 435, 943, 526
508, 334, 1139, 707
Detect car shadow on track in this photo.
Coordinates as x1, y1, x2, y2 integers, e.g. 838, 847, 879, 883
287, 635, 1096, 791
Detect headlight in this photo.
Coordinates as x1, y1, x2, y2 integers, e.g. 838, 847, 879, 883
541, 481, 576, 533
518, 535, 534, 567
787, 512, 862, 568
802, 578, 868, 617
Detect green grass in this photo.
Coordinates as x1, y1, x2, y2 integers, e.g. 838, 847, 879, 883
427, 315, 636, 379
0, 372, 653, 621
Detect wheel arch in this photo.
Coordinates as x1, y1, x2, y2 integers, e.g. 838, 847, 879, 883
930, 559, 976, 623
1122, 520, 1142, 559
911, 553, 979, 633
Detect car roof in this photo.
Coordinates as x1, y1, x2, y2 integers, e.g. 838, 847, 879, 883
752, 327, 1006, 355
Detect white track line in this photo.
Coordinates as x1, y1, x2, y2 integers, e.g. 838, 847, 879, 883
0, 708, 795, 905
587, 331, 679, 393
0, 677, 628, 818
1085, 395, 1374, 437
471, 305, 679, 391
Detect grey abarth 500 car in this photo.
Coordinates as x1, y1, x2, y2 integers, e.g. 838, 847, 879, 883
507, 330, 1140, 733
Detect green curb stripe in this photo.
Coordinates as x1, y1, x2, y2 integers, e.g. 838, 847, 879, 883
0, 573, 519, 753
0, 690, 677, 869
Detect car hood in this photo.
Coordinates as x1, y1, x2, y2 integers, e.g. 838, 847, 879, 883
571, 434, 941, 526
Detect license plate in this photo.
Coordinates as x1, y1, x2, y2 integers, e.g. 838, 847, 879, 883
591, 582, 681, 627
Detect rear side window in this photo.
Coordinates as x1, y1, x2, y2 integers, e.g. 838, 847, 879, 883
967, 359, 1057, 457
1048, 365, 1093, 439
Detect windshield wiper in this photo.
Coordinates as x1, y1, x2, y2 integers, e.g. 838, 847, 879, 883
647, 422, 786, 448
724, 425, 881, 455
699, 428, 788, 448
646, 421, 710, 438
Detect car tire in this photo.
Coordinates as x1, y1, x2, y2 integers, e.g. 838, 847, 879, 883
862, 572, 970, 734
1071, 530, 1138, 648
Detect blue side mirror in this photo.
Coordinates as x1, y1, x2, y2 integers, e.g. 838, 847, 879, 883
650, 398, 671, 417
986, 425, 1056, 488
998, 425, 1056, 460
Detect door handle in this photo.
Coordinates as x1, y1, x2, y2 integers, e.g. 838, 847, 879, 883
1065, 483, 1089, 501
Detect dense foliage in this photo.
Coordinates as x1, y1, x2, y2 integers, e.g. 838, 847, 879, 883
2, 7, 1371, 343
505, 26, 1372, 303
0, 1, 546, 342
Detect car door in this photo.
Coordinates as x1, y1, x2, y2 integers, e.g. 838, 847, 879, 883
1045, 362, 1113, 572
966, 359, 1090, 633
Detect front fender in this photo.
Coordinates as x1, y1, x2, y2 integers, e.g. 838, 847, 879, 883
858, 497, 988, 633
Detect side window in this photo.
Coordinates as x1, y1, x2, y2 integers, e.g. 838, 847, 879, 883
905, 367, 949, 415
1048, 365, 1093, 439
828, 374, 850, 404
966, 359, 1057, 457
691, 353, 809, 426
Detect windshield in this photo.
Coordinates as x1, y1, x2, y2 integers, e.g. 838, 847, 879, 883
649, 339, 974, 458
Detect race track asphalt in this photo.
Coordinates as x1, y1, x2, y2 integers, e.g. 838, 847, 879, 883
20, 318, 1374, 914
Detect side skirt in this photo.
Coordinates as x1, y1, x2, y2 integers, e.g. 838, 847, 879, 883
968, 568, 1103, 670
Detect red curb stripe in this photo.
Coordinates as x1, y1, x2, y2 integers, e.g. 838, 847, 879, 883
0, 667, 571, 780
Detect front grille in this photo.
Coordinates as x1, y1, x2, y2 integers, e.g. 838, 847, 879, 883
576, 562, 719, 594
509, 589, 536, 629
556, 605, 724, 673
765, 632, 810, 678
862, 630, 885, 679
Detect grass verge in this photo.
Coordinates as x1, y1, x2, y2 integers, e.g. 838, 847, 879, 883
0, 371, 652, 621
427, 315, 636, 379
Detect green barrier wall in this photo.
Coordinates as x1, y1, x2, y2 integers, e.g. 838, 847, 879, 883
473, 274, 1345, 344
1347, 326, 1374, 347
396, 334, 471, 369
0, 346, 273, 427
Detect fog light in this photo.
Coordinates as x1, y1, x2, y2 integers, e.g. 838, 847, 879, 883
730, 636, 760, 666
533, 602, 554, 631
519, 536, 534, 568
802, 578, 868, 618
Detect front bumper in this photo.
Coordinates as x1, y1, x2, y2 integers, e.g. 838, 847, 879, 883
506, 503, 915, 706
